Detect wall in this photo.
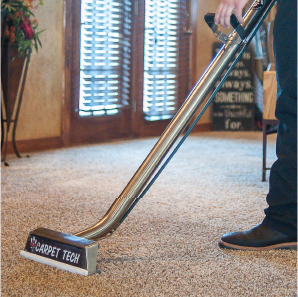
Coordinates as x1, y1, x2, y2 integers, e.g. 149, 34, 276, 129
13, 0, 64, 141
11, 0, 222, 145
191, 0, 220, 125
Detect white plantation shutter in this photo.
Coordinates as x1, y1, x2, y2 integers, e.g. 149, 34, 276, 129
79, 0, 132, 116
143, 0, 187, 121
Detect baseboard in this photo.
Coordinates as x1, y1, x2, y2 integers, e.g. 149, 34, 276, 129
190, 122, 212, 133
2, 137, 63, 155
2, 123, 212, 156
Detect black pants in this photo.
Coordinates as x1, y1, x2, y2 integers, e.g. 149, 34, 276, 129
262, 0, 297, 237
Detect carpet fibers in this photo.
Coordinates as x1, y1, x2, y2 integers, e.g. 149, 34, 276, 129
1, 131, 297, 296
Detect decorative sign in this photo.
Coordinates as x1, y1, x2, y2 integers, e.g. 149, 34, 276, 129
212, 42, 255, 131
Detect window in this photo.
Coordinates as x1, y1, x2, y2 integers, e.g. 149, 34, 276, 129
79, 0, 132, 117
143, 0, 187, 121
79, 0, 187, 120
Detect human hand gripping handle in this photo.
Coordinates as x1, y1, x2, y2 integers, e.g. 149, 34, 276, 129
204, 13, 246, 40
214, 0, 250, 28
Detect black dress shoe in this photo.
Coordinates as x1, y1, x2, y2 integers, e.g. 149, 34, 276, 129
218, 224, 297, 251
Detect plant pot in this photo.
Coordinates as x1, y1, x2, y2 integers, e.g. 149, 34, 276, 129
1, 41, 31, 162
1, 42, 26, 129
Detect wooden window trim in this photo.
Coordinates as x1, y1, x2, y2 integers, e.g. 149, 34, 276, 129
62, 0, 198, 145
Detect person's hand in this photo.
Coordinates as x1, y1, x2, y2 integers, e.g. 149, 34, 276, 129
214, 0, 249, 28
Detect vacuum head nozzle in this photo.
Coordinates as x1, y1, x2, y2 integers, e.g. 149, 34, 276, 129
20, 227, 99, 276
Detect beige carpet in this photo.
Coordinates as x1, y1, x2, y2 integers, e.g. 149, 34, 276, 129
1, 131, 297, 296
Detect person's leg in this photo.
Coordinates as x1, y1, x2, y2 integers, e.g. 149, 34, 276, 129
219, 0, 297, 250
262, 0, 297, 238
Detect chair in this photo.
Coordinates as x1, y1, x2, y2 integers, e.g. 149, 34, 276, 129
262, 70, 278, 181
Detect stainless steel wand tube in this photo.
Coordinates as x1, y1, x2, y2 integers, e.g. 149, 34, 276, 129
75, 0, 276, 240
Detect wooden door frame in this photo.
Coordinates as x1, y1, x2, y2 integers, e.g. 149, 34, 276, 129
62, 0, 199, 146
130, 0, 171, 138
64, 0, 134, 145
131, 0, 194, 138
62, 0, 73, 147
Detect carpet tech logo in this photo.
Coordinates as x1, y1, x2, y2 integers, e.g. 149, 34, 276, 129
29, 236, 38, 252
27, 235, 82, 265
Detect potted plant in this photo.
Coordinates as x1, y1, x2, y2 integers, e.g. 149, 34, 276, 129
1, 0, 44, 56
1, 0, 45, 162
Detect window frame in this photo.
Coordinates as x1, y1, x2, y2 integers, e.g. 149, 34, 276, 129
62, 0, 193, 145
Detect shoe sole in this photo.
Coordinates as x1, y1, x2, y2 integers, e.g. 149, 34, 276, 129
218, 240, 297, 251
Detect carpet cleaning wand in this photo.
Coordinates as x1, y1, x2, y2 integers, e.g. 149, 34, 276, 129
20, 0, 276, 276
